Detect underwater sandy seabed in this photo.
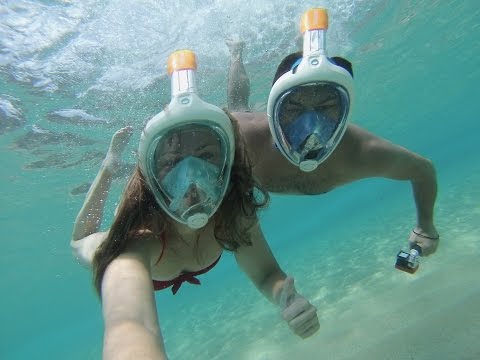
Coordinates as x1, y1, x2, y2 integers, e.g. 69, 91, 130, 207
157, 160, 480, 360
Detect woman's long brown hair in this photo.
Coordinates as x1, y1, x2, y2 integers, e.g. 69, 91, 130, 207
92, 113, 269, 295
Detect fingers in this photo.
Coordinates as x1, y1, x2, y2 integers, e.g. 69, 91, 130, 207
113, 126, 134, 139
286, 305, 320, 338
282, 295, 320, 338
279, 277, 320, 339
282, 295, 309, 321
296, 316, 320, 339
289, 306, 318, 331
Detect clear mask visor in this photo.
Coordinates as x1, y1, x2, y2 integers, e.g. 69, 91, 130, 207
273, 82, 349, 167
149, 124, 230, 227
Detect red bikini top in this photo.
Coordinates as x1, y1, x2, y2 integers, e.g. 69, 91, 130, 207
152, 232, 222, 295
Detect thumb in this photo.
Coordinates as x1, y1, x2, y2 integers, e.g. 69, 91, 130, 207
279, 277, 296, 309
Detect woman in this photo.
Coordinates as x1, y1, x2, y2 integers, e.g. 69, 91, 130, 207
71, 50, 319, 360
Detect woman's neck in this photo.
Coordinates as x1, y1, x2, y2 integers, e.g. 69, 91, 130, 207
170, 221, 206, 243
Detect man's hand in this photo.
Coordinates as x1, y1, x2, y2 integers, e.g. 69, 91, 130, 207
279, 277, 319, 339
409, 227, 440, 256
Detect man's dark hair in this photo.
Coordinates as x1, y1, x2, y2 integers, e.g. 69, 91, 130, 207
272, 52, 354, 86
272, 51, 303, 86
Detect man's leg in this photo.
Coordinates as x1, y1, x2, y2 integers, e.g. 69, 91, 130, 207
226, 37, 250, 112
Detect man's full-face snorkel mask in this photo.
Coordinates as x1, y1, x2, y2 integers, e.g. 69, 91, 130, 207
138, 50, 235, 229
267, 8, 354, 172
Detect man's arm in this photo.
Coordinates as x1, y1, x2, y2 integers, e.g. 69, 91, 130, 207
102, 238, 168, 360
235, 221, 319, 338
354, 128, 439, 255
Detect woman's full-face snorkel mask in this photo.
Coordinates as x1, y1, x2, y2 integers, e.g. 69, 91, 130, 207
267, 8, 354, 172
138, 50, 235, 229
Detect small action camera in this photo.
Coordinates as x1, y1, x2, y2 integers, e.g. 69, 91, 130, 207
395, 244, 422, 274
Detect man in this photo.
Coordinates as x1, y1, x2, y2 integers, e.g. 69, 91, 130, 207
225, 37, 439, 256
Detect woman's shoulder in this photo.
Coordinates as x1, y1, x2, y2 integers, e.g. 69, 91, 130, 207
125, 229, 164, 264
71, 231, 109, 268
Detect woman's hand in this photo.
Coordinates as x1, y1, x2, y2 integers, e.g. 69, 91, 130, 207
103, 126, 134, 176
279, 277, 319, 339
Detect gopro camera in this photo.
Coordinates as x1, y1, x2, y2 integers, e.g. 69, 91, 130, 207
395, 244, 422, 274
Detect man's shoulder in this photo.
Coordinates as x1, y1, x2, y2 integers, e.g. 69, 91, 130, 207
232, 112, 269, 135
231, 111, 267, 122
333, 123, 392, 166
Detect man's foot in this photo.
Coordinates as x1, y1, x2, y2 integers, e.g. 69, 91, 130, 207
103, 126, 134, 175
226, 36, 245, 60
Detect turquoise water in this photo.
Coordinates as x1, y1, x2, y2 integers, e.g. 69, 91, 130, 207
1, 0, 479, 359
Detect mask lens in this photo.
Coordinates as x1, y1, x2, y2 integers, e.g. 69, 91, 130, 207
154, 126, 225, 179
274, 83, 349, 163
149, 124, 229, 216
161, 156, 221, 210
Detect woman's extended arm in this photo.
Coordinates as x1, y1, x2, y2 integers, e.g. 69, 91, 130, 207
72, 126, 133, 241
101, 237, 168, 360
234, 221, 286, 303
234, 221, 319, 338
71, 127, 133, 266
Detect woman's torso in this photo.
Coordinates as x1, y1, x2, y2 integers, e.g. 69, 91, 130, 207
147, 222, 223, 282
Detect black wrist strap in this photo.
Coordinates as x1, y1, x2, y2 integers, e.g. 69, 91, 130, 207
412, 229, 439, 240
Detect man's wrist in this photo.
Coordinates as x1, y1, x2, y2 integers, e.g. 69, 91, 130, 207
412, 229, 439, 240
